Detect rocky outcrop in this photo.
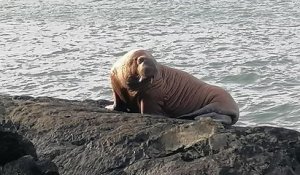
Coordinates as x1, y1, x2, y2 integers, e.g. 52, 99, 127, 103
0, 94, 300, 175
0, 123, 59, 175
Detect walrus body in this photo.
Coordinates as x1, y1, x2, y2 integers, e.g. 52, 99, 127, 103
108, 49, 239, 125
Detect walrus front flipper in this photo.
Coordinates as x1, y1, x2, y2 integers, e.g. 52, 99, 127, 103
108, 90, 127, 112
105, 91, 129, 112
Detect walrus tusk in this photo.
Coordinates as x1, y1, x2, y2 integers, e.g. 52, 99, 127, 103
139, 76, 145, 83
139, 76, 154, 84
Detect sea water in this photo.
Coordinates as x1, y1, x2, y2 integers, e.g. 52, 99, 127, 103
1, 0, 299, 130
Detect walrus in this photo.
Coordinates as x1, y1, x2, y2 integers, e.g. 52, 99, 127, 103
107, 49, 239, 125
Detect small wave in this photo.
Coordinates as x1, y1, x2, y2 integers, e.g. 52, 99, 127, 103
46, 48, 80, 56
220, 73, 260, 84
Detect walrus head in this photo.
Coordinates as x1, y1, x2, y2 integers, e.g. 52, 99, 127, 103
121, 49, 158, 90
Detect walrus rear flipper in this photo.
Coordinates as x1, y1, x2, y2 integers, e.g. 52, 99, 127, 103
194, 113, 232, 125
177, 103, 237, 125
178, 112, 232, 125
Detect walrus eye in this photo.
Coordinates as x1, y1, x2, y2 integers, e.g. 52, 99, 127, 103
137, 57, 145, 64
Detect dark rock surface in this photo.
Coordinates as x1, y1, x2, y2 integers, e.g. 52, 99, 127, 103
1, 155, 58, 175
0, 126, 36, 166
0, 94, 300, 175
0, 124, 59, 175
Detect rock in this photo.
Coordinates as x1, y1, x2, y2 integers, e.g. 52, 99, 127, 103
0, 127, 59, 175
0, 128, 36, 166
0, 94, 300, 175
1, 155, 58, 175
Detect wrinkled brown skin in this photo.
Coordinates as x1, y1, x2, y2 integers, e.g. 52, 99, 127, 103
109, 49, 239, 125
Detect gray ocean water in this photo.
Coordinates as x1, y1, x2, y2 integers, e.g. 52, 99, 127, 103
1, 0, 300, 130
